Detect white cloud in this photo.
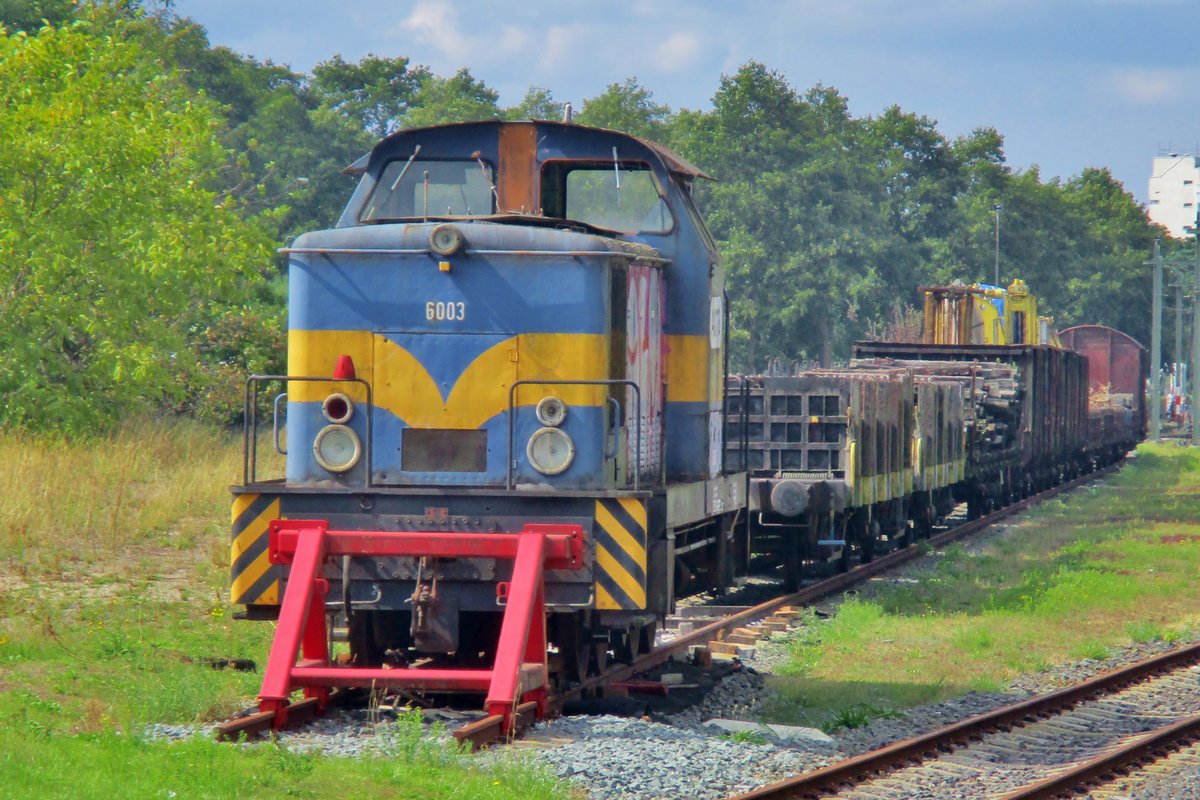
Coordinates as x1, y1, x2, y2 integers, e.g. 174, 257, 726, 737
393, 3, 542, 73
496, 24, 534, 56
1108, 67, 1188, 105
396, 1, 470, 63
654, 32, 702, 73
538, 24, 588, 73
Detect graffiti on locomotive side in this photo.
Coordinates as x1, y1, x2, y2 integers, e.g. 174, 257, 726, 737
626, 264, 664, 478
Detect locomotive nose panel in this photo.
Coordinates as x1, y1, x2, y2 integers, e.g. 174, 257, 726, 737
373, 331, 515, 484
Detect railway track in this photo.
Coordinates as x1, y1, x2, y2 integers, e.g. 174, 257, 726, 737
216, 461, 1123, 750
729, 640, 1200, 800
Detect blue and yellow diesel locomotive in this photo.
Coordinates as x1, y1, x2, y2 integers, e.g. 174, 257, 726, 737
230, 120, 748, 710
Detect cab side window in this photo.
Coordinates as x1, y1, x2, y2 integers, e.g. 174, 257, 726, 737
541, 161, 674, 234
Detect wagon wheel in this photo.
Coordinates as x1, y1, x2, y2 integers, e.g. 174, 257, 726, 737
833, 513, 855, 573
635, 622, 658, 657
914, 508, 934, 540
555, 617, 591, 685
614, 622, 658, 661
590, 635, 610, 676
348, 610, 384, 666
836, 542, 852, 573
609, 627, 634, 663
858, 518, 879, 564
782, 520, 807, 591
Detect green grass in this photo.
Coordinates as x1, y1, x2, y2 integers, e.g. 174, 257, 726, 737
719, 728, 769, 745
765, 444, 1200, 730
0, 421, 571, 800
0, 721, 562, 800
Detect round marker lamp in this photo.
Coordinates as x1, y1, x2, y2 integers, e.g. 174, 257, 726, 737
527, 427, 575, 475
313, 424, 362, 473
535, 396, 568, 427
322, 392, 354, 424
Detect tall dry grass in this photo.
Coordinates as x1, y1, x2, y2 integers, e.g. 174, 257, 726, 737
0, 419, 247, 576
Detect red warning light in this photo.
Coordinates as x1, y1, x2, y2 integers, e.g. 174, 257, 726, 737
333, 354, 356, 380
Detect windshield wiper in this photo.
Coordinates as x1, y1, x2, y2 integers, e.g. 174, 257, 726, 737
612, 146, 622, 207
363, 144, 422, 221
471, 150, 499, 213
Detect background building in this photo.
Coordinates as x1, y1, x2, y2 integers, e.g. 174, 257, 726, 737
1149, 155, 1200, 238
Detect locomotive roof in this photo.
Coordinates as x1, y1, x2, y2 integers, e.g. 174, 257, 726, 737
342, 119, 713, 181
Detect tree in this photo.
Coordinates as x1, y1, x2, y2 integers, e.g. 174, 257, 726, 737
506, 85, 565, 122
577, 78, 671, 141
1054, 167, 1157, 344
676, 64, 892, 368
0, 0, 76, 31
142, 17, 369, 237
0, 22, 272, 432
311, 53, 427, 138
401, 68, 501, 129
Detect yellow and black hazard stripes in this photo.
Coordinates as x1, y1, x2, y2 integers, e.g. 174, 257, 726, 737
593, 497, 647, 610
230, 493, 281, 605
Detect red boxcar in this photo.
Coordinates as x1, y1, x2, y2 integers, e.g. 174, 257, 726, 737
1059, 325, 1148, 452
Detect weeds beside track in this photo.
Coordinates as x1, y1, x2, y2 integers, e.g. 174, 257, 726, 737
764, 444, 1200, 732
0, 421, 570, 800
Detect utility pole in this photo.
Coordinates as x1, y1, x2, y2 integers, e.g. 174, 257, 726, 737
1194, 214, 1200, 446
1151, 239, 1162, 441
1176, 282, 1184, 385
993, 204, 1003, 286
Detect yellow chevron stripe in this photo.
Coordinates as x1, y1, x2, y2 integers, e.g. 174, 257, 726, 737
596, 544, 646, 608
595, 583, 619, 610
286, 329, 609, 429
231, 493, 257, 523
231, 547, 273, 604
595, 502, 646, 564
230, 499, 280, 561
616, 496, 648, 531
251, 580, 279, 605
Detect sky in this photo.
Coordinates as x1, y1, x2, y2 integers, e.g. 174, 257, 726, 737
173, 0, 1200, 203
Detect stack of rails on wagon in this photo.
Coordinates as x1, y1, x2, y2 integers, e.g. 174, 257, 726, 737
740, 278, 1145, 586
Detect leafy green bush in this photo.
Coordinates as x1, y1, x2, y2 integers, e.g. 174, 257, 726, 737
0, 20, 274, 433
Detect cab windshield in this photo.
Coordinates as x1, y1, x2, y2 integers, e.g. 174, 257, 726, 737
361, 158, 495, 222
541, 161, 674, 234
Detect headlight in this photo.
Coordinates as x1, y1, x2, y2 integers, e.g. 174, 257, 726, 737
313, 424, 362, 473
322, 392, 353, 424
429, 223, 463, 256
535, 396, 568, 427
527, 427, 574, 475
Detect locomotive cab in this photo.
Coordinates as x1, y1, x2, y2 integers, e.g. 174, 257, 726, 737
280, 121, 725, 492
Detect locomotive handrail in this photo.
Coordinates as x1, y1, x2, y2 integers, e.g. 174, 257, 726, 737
242, 375, 373, 487
278, 247, 431, 255
604, 397, 622, 459
273, 392, 288, 455
505, 379, 643, 491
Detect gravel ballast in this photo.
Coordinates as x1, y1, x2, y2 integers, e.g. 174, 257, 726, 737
519, 714, 834, 800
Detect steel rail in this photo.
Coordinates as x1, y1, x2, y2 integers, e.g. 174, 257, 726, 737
216, 691, 345, 742
997, 712, 1200, 799
727, 603, 1200, 799
558, 461, 1124, 709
